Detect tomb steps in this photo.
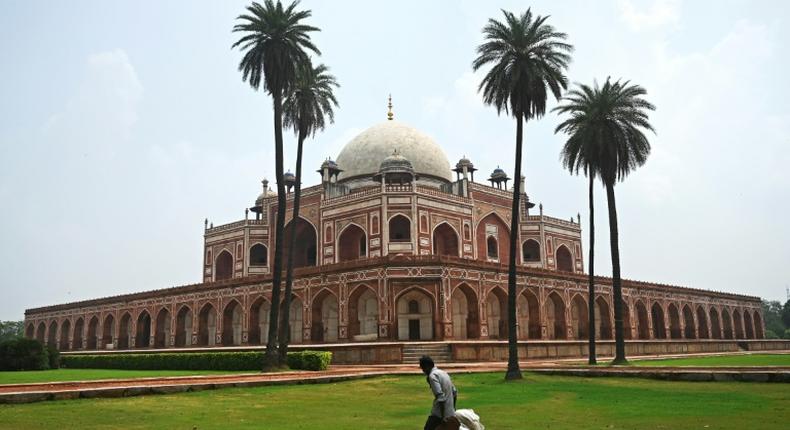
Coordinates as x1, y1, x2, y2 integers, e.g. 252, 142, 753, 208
401, 343, 452, 364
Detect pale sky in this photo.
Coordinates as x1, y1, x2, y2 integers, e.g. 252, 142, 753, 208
1, 0, 789, 320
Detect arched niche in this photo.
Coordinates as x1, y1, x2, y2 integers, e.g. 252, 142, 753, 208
452, 284, 480, 340
397, 289, 434, 341
283, 217, 318, 268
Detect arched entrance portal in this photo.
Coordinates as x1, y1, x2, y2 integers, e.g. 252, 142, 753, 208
73, 318, 84, 350
518, 290, 541, 340
136, 311, 151, 348
477, 213, 509, 263
35, 322, 45, 343
47, 321, 58, 347
722, 309, 733, 339
744, 311, 754, 338
635, 302, 650, 340
175, 306, 193, 347
283, 217, 317, 268
486, 288, 508, 339
651, 303, 666, 339
285, 296, 303, 344
248, 297, 270, 345
155, 308, 171, 348
709, 308, 722, 339
545, 292, 567, 340
337, 224, 366, 262
214, 251, 233, 281
622, 301, 632, 340
102, 315, 115, 349
397, 289, 434, 341
222, 301, 243, 346
595, 297, 612, 340
733, 309, 744, 339
311, 291, 339, 343
349, 286, 379, 341
570, 295, 589, 340
452, 285, 480, 340
433, 223, 459, 257
86, 316, 99, 349
198, 304, 217, 346
668, 304, 681, 339
522, 239, 541, 263
683, 305, 696, 339
556, 245, 573, 272
696, 306, 709, 339
59, 320, 71, 350
118, 313, 132, 349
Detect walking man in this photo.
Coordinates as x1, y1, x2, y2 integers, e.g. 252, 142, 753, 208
420, 355, 457, 430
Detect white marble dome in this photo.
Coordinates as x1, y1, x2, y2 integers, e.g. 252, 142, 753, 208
335, 121, 452, 183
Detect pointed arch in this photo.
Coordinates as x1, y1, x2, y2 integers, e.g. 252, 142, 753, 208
486, 287, 509, 339
198, 303, 217, 346
136, 310, 151, 348
634, 301, 650, 340
388, 214, 411, 242
47, 320, 58, 347
522, 239, 541, 263
248, 296, 270, 345
477, 212, 509, 262
452, 284, 480, 340
59, 319, 71, 350
396, 287, 435, 340
682, 305, 696, 339
753, 312, 764, 339
222, 299, 244, 346
721, 308, 733, 339
337, 223, 367, 262
155, 307, 171, 348
622, 300, 632, 340
595, 296, 612, 340
118, 312, 132, 349
349, 284, 379, 340
744, 310, 755, 339
667, 303, 681, 339
214, 250, 234, 281
570, 294, 589, 340
709, 307, 722, 339
283, 216, 318, 268
102, 314, 115, 349
518, 288, 541, 340
432, 222, 460, 257
556, 245, 574, 272
311, 289, 339, 342
281, 294, 304, 344
35, 321, 46, 343
175, 305, 193, 347
73, 317, 84, 350
651, 303, 666, 339
733, 309, 744, 339
696, 306, 710, 339
86, 315, 99, 349
545, 291, 567, 340
249, 243, 268, 266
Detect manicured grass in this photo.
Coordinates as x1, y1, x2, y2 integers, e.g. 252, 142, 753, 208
1, 372, 788, 429
632, 353, 790, 367
0, 369, 252, 385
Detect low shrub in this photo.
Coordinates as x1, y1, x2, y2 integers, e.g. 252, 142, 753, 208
0, 338, 50, 371
287, 351, 332, 371
61, 350, 332, 371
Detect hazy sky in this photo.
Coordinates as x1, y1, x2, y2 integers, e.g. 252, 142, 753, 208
1, 0, 789, 320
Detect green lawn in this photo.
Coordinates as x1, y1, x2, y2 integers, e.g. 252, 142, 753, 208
632, 353, 790, 367
1, 372, 788, 429
0, 369, 252, 385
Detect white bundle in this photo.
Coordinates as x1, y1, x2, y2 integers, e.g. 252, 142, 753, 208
455, 409, 485, 430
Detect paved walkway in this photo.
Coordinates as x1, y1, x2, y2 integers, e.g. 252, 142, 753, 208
1, 351, 788, 404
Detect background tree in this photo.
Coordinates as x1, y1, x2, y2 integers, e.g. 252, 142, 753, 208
554, 81, 606, 364
782, 299, 790, 330
0, 321, 24, 343
582, 78, 654, 364
762, 299, 786, 339
473, 8, 572, 380
232, 0, 320, 369
279, 61, 338, 363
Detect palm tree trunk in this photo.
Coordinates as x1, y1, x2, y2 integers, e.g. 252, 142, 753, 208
505, 113, 524, 381
587, 172, 596, 365
279, 129, 305, 364
607, 182, 627, 364
264, 92, 286, 370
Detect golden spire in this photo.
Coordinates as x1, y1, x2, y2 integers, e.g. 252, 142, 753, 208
387, 94, 394, 120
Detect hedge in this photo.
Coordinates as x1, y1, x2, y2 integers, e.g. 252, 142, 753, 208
0, 338, 50, 371
62, 350, 332, 371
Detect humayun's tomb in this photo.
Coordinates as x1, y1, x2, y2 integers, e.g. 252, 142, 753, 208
25, 108, 779, 363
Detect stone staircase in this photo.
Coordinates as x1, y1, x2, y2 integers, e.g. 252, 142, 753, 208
401, 343, 452, 364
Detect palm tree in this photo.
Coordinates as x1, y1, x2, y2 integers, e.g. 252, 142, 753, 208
554, 82, 606, 365
555, 78, 654, 364
473, 8, 572, 380
279, 61, 339, 363
232, 0, 320, 369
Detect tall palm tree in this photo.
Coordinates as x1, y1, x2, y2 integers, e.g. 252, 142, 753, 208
473, 8, 572, 380
556, 78, 654, 364
279, 61, 339, 363
554, 82, 605, 365
232, 0, 320, 369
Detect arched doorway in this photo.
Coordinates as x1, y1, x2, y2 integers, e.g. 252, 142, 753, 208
486, 288, 508, 339
214, 250, 233, 281
249, 243, 268, 267
733, 309, 744, 339
433, 223, 459, 257
73, 318, 84, 350
283, 217, 318, 268
522, 239, 541, 263
545, 292, 567, 340
155, 308, 171, 348
518, 289, 541, 340
175, 306, 193, 347
198, 304, 217, 346
311, 291, 339, 342
136, 311, 151, 348
477, 213, 509, 262
744, 311, 754, 338
389, 215, 411, 242
349, 286, 379, 341
59, 320, 71, 350
570, 295, 589, 340
651, 303, 666, 339
595, 297, 612, 340
709, 308, 722, 339
754, 312, 764, 339
556, 245, 573, 272
622, 301, 632, 340
682, 305, 696, 339
635, 301, 650, 340
668, 304, 681, 339
222, 300, 243, 346
47, 321, 58, 347
397, 289, 434, 341
286, 296, 303, 343
337, 224, 366, 262
86, 316, 99, 349
118, 313, 132, 349
452, 285, 480, 340
248, 297, 270, 345
722, 309, 733, 339
36, 322, 46, 343
696, 306, 709, 339
102, 315, 115, 349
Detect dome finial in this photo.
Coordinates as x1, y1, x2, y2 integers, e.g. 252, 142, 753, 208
387, 94, 394, 121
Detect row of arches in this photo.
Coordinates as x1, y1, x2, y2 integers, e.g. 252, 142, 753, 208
214, 215, 575, 280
